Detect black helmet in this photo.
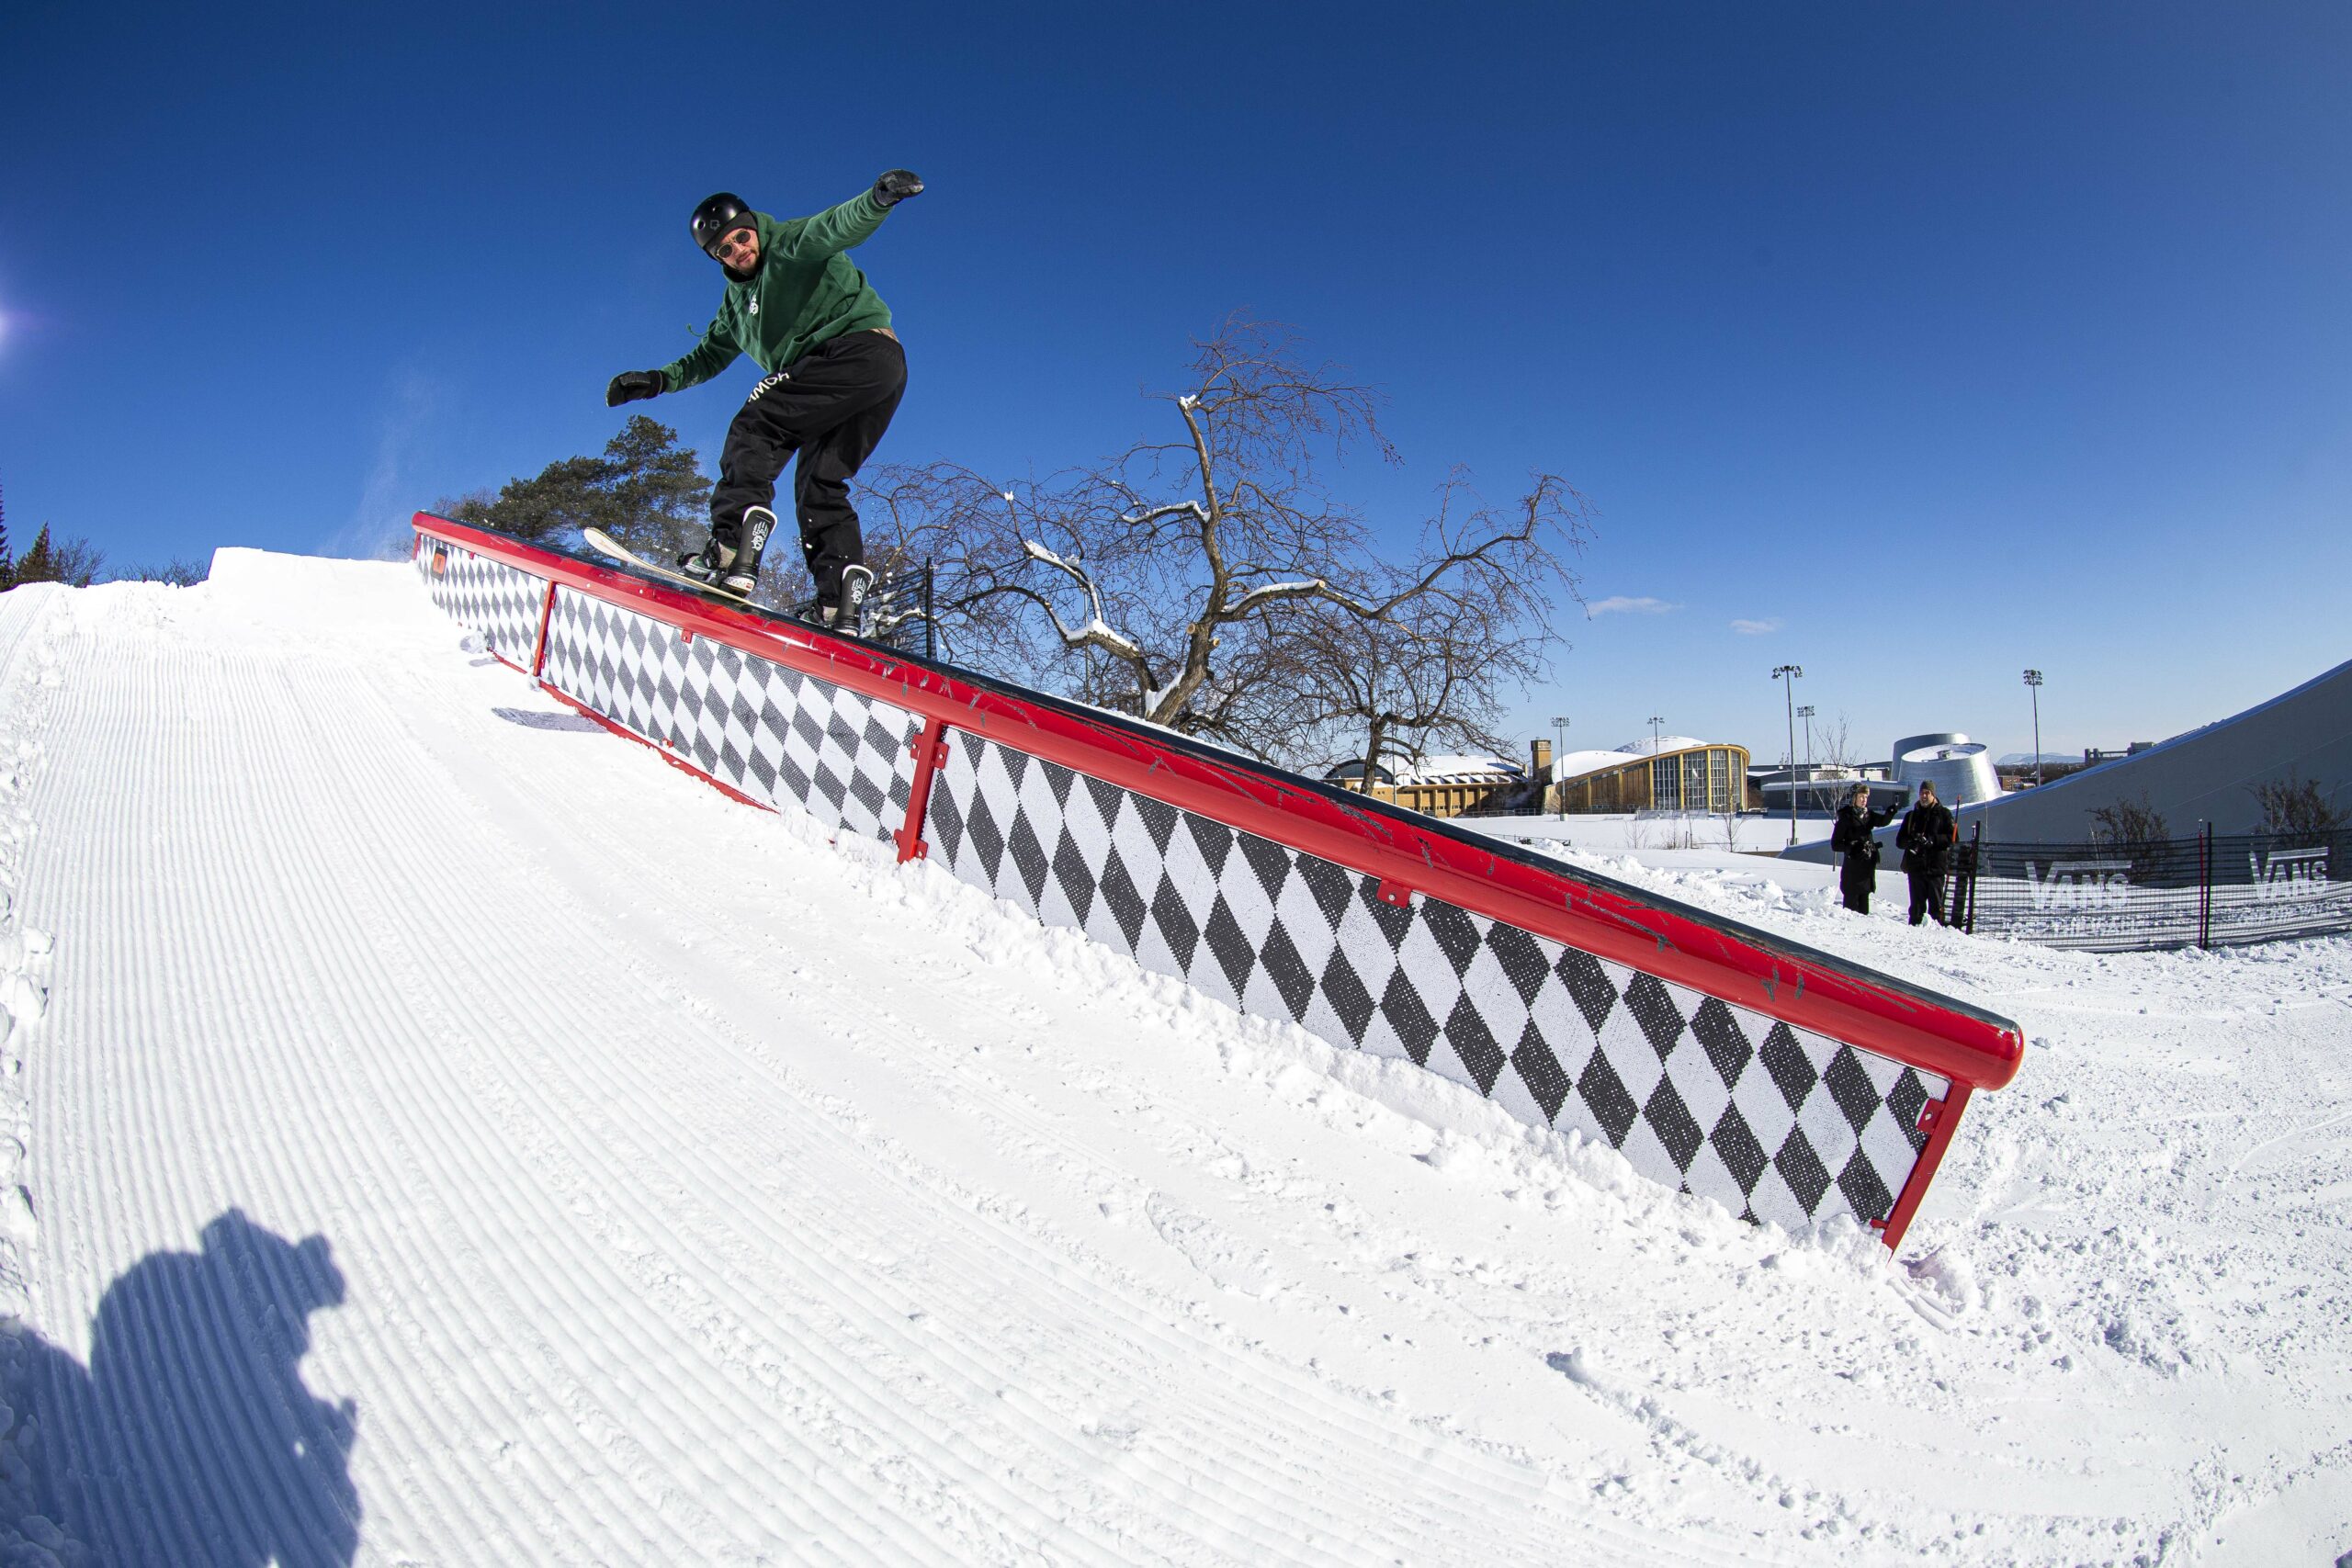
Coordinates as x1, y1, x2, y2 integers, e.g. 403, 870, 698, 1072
690, 192, 756, 256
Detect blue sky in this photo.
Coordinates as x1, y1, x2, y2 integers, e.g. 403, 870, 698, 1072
4, 1, 2346, 765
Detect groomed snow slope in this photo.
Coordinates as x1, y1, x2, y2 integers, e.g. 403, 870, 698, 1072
0, 551, 2346, 1565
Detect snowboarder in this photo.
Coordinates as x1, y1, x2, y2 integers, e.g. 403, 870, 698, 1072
1829, 783, 1897, 915
605, 170, 923, 630
1895, 780, 1958, 927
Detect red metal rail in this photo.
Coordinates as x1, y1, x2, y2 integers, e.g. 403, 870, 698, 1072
419, 513, 2022, 1101
421, 516, 2026, 1251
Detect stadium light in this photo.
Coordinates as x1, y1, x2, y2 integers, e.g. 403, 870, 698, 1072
1550, 716, 1569, 818
2023, 669, 2045, 786
1772, 666, 1804, 845
1647, 715, 1663, 754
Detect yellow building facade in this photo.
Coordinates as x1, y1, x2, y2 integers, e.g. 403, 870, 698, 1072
1552, 744, 1751, 815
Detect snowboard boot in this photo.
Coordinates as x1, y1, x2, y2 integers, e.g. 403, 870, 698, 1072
834, 564, 875, 638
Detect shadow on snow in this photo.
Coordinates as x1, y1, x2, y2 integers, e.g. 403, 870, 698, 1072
5, 1209, 358, 1566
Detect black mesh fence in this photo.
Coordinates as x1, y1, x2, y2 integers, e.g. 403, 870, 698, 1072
784, 560, 934, 658
1952, 826, 2352, 952
862, 561, 934, 659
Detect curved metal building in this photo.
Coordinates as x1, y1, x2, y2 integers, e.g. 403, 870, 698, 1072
1955, 655, 2352, 841
1891, 733, 2003, 807
1786, 655, 2352, 863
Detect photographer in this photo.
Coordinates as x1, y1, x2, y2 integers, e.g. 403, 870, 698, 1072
1829, 784, 1897, 915
1895, 780, 1958, 927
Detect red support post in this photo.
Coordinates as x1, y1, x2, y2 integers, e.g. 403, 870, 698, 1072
529, 581, 557, 677
896, 716, 951, 863
1874, 1083, 1973, 1251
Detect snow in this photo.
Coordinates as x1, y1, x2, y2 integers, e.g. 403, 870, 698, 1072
1359, 752, 1524, 784
0, 552, 2347, 1564
1018, 536, 1083, 576
1613, 734, 1709, 756
1469, 809, 1836, 854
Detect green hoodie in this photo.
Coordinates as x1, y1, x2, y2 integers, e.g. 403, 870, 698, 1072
658, 188, 896, 392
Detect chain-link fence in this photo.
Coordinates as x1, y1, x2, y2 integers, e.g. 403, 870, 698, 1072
1950, 825, 2352, 951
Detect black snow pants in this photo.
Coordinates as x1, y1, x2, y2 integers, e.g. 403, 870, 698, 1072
1839, 859, 1874, 915
709, 329, 907, 606
1907, 869, 1948, 927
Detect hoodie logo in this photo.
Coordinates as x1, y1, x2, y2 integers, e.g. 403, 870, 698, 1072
748, 297, 760, 316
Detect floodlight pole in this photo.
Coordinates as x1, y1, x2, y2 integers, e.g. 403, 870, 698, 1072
1550, 716, 1569, 818
2023, 670, 2045, 786
1772, 665, 1804, 845
1797, 704, 1815, 773
1647, 715, 1663, 754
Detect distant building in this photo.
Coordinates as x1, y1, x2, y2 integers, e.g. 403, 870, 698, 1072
1756, 765, 1903, 816
1548, 736, 1752, 815
1327, 748, 1536, 819
1756, 732, 2004, 816
1890, 732, 2003, 806
1787, 655, 2352, 860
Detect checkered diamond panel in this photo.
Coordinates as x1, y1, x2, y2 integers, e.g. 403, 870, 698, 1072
417, 539, 546, 671
539, 588, 917, 842
927, 729, 1946, 1232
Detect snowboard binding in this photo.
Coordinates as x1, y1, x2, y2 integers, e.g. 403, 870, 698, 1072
679, 505, 775, 598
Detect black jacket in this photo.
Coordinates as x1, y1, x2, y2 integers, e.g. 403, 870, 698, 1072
1831, 803, 1894, 876
1897, 800, 1957, 874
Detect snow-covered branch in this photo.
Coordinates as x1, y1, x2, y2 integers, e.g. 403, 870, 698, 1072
1022, 539, 1147, 662
1227, 578, 1331, 615
1119, 501, 1211, 529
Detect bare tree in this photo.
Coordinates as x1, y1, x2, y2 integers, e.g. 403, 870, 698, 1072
2089, 793, 2169, 846
2251, 773, 2346, 845
116, 558, 209, 586
1287, 512, 1565, 783
864, 316, 1589, 763
2089, 793, 2173, 881
1816, 711, 1858, 772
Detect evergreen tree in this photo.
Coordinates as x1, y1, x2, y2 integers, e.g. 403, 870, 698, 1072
439, 416, 711, 559
11, 525, 55, 586
0, 508, 152, 591
2, 526, 105, 588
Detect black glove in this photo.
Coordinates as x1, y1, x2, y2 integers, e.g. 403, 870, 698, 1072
606, 370, 664, 408
873, 169, 924, 208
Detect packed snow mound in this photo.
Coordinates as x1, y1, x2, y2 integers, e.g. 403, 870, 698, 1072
0, 553, 2346, 1565
187, 547, 436, 648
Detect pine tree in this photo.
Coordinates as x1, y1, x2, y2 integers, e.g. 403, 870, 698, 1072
12, 525, 56, 586
435, 416, 711, 559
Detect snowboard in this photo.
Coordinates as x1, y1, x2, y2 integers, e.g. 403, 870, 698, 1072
581, 528, 761, 610
581, 529, 876, 638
